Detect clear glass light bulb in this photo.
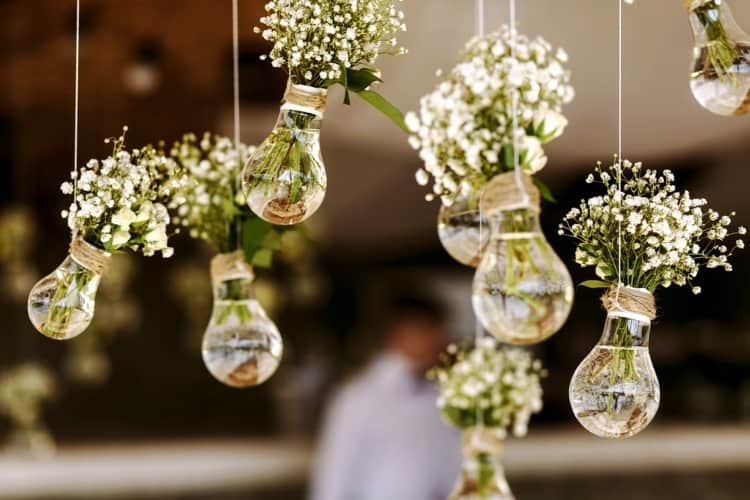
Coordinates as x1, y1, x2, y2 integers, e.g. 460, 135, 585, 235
437, 193, 489, 267
449, 429, 515, 500
688, 0, 750, 116
242, 84, 327, 225
472, 207, 574, 345
569, 312, 660, 439
202, 253, 283, 388
27, 238, 109, 340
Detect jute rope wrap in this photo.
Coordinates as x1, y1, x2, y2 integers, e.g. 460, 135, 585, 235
601, 285, 656, 321
210, 250, 254, 287
69, 236, 111, 276
282, 81, 327, 117
479, 171, 540, 216
463, 428, 504, 457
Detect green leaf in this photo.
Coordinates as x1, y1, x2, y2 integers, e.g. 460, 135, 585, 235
355, 89, 409, 133
579, 280, 611, 289
252, 248, 274, 268
342, 68, 351, 105
241, 216, 273, 262
262, 229, 283, 251
345, 68, 382, 93
533, 177, 557, 203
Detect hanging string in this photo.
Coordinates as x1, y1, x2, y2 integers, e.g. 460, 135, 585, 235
509, 0, 530, 207
232, 0, 241, 149
71, 0, 81, 236
232, 0, 243, 252
474, 0, 486, 347
615, 0, 624, 304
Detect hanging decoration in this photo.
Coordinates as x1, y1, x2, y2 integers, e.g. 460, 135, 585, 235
242, 0, 409, 225
429, 338, 545, 500
0, 363, 58, 459
168, 133, 291, 388
685, 0, 750, 116
407, 27, 574, 267
27, 130, 179, 340
560, 158, 745, 438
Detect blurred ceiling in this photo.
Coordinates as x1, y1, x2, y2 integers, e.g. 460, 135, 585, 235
4, 0, 750, 256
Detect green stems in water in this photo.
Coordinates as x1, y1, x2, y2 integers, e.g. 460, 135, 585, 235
214, 278, 253, 326
693, 1, 739, 84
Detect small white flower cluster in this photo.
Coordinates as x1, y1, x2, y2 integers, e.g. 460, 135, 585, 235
256, 0, 407, 87
61, 129, 179, 258
560, 158, 745, 293
406, 26, 574, 206
430, 337, 544, 437
168, 133, 253, 253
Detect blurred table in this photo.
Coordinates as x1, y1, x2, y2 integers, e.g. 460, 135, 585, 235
0, 426, 749, 498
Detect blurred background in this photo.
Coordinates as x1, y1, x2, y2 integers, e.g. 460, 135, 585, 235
1, 0, 749, 498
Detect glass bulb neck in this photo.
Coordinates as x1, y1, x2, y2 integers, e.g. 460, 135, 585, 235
489, 207, 542, 236
599, 312, 652, 348
276, 107, 323, 131
210, 251, 255, 301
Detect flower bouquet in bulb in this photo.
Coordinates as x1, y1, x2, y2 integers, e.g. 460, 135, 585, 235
168, 132, 302, 388
244, 0, 409, 225
685, 0, 750, 116
560, 158, 745, 439
407, 25, 575, 268
27, 128, 180, 341
429, 337, 545, 500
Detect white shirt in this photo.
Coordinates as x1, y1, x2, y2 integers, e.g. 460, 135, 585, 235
310, 353, 462, 500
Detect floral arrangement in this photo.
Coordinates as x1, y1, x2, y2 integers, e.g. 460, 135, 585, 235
559, 158, 744, 294
61, 128, 179, 258
407, 26, 574, 206
256, 0, 407, 115
168, 132, 291, 267
429, 337, 545, 438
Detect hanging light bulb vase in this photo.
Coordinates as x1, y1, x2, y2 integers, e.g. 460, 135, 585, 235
438, 191, 489, 267
27, 236, 110, 340
472, 172, 574, 345
242, 81, 327, 225
449, 428, 515, 500
686, 0, 750, 116
569, 286, 660, 439
202, 251, 283, 388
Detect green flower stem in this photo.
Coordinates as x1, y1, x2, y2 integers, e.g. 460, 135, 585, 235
693, 2, 739, 84
43, 265, 95, 339
215, 278, 253, 326
477, 452, 495, 498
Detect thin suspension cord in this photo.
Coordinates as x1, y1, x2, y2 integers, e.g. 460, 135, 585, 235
509, 0, 530, 206
475, 0, 486, 347
72, 0, 81, 232
232, 0, 243, 250
232, 0, 241, 149
616, 0, 624, 299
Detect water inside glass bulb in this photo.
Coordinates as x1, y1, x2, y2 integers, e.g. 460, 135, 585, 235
27, 252, 104, 340
472, 209, 573, 345
202, 259, 283, 388
569, 312, 660, 439
437, 194, 489, 267
242, 105, 326, 225
688, 0, 750, 115
449, 429, 515, 500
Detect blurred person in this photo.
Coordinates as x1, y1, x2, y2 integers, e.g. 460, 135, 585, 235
310, 296, 462, 500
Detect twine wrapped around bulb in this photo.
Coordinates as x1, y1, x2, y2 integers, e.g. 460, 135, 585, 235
683, 0, 709, 10
210, 250, 254, 288
601, 285, 657, 321
69, 236, 111, 276
283, 80, 328, 116
463, 427, 504, 457
479, 171, 540, 216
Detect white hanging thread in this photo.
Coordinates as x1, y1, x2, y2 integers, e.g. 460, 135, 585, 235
509, 0, 530, 207
615, 0, 624, 306
71, 0, 81, 237
232, 0, 241, 149
232, 0, 244, 251
474, 0, 486, 347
